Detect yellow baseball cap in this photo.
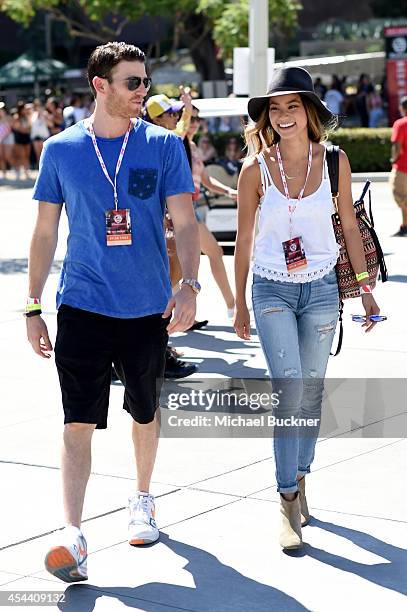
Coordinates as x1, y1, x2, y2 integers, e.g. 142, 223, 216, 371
145, 94, 184, 120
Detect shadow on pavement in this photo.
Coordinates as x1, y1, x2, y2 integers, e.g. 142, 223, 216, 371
387, 275, 407, 284
0, 258, 62, 275
305, 518, 406, 596
59, 532, 310, 611
0, 177, 36, 189
169, 325, 266, 379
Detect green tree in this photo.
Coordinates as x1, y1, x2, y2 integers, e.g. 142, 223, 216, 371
0, 0, 301, 79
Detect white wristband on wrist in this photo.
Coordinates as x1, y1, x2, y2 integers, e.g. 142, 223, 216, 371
360, 284, 373, 296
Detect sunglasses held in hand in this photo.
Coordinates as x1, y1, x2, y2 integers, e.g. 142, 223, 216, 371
351, 314, 387, 323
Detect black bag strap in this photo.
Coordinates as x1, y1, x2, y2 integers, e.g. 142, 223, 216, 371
330, 301, 344, 357
326, 145, 340, 198
326, 146, 343, 357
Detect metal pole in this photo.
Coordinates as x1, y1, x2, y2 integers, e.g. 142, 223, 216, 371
249, 0, 269, 97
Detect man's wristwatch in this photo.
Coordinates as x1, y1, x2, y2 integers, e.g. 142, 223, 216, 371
180, 278, 201, 294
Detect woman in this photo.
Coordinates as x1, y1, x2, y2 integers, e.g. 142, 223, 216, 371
187, 106, 236, 317
12, 102, 32, 179
31, 99, 50, 166
45, 98, 64, 136
197, 135, 217, 164
141, 92, 200, 378
0, 103, 15, 179
356, 73, 373, 128
234, 67, 380, 550
145, 96, 236, 318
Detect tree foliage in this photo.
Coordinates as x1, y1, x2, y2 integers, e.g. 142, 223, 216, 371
0, 0, 301, 52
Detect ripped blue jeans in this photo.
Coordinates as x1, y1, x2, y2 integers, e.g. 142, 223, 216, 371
252, 269, 339, 493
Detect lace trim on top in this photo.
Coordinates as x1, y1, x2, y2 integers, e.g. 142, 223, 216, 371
252, 250, 339, 283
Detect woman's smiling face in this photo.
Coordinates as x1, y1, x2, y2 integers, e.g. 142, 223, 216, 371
268, 93, 308, 140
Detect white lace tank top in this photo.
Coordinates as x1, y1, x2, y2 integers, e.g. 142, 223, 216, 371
253, 148, 340, 283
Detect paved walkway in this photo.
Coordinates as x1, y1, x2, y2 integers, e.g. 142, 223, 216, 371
0, 179, 406, 611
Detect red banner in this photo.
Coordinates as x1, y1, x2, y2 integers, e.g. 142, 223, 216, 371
385, 26, 407, 125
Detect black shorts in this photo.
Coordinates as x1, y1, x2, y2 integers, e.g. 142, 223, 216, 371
55, 305, 169, 429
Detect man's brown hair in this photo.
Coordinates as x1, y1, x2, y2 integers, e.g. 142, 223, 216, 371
87, 42, 145, 97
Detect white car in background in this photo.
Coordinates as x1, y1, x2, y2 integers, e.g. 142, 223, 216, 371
192, 97, 249, 247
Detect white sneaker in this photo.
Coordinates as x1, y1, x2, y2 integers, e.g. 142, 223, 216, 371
128, 491, 159, 546
44, 526, 88, 583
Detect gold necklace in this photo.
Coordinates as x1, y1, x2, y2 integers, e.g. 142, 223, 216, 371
284, 171, 300, 180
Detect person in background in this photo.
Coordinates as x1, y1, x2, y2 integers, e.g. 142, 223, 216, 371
31, 99, 50, 166
367, 86, 385, 128
143, 90, 201, 377
313, 77, 327, 100
0, 103, 15, 179
197, 134, 217, 164
356, 74, 373, 128
63, 94, 87, 128
45, 98, 64, 136
389, 96, 407, 236
187, 106, 236, 318
12, 101, 32, 179
218, 115, 233, 133
324, 80, 344, 116
216, 136, 243, 177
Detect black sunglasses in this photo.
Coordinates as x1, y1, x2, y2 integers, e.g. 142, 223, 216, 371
123, 76, 152, 91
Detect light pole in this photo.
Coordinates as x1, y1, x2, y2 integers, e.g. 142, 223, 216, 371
249, 0, 269, 97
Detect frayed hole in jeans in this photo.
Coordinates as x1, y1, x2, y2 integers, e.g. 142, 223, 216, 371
316, 321, 335, 342
261, 307, 283, 315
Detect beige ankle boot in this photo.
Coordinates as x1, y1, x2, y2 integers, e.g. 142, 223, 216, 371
298, 477, 310, 526
279, 493, 302, 550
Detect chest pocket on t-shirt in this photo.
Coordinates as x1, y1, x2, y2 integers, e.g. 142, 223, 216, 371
128, 168, 158, 200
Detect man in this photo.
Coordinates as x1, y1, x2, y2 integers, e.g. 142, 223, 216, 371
62, 94, 88, 128
26, 41, 200, 583
390, 96, 407, 236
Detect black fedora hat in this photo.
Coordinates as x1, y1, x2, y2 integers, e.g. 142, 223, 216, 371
247, 66, 335, 125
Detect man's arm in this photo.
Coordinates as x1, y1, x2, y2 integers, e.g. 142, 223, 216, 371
26, 202, 62, 357
163, 193, 200, 333
391, 141, 401, 164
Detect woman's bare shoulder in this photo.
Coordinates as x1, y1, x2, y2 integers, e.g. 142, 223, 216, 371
243, 152, 267, 168
240, 155, 262, 178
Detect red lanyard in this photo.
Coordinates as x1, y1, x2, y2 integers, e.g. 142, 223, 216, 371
276, 141, 313, 238
87, 120, 133, 211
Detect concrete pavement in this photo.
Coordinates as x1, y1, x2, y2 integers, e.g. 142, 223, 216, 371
0, 177, 406, 611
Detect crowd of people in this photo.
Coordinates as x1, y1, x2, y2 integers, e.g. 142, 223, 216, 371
0, 94, 93, 179
0, 92, 246, 181
313, 73, 387, 128
0, 70, 389, 181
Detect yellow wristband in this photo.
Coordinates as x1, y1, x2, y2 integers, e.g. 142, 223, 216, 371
356, 271, 369, 282
25, 298, 41, 314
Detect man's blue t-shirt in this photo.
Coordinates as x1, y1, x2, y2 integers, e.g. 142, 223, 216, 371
33, 119, 195, 318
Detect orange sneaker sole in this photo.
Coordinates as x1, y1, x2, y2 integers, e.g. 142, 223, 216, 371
44, 546, 87, 583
